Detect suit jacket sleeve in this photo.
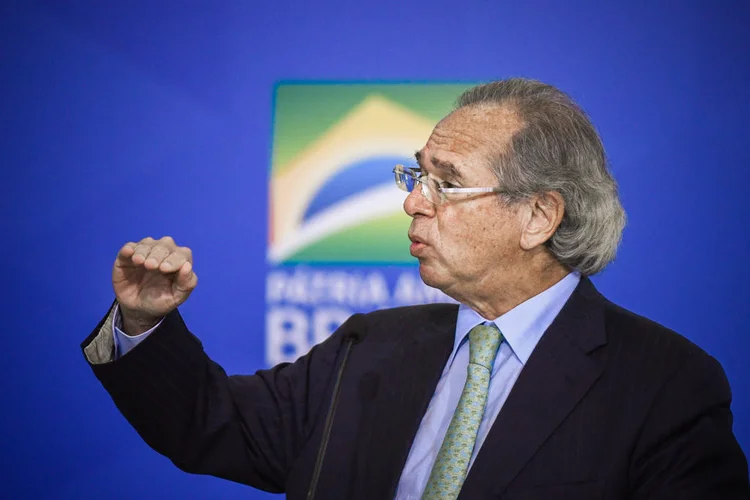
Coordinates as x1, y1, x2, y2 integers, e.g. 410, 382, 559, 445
80, 303, 347, 493
629, 348, 750, 498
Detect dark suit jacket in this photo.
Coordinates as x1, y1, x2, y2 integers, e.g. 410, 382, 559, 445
83, 278, 749, 499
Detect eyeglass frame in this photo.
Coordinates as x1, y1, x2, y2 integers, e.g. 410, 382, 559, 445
392, 164, 506, 204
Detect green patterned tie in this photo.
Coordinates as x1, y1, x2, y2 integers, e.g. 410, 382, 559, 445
421, 323, 503, 500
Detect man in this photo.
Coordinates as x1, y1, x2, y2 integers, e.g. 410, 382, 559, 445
82, 78, 749, 499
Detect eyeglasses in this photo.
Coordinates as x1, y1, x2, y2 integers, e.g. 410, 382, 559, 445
392, 164, 505, 205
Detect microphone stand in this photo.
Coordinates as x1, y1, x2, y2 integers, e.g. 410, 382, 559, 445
306, 332, 358, 500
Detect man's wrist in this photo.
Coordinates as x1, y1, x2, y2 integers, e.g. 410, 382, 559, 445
120, 310, 162, 336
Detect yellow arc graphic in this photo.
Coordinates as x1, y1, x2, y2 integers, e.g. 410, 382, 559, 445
270, 95, 435, 261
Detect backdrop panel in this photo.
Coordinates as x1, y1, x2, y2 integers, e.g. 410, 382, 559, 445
2, 1, 748, 499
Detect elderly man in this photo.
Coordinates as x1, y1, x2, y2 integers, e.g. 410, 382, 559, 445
82, 78, 749, 499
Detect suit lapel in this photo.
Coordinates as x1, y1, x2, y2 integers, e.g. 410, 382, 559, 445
459, 277, 608, 499
360, 304, 458, 499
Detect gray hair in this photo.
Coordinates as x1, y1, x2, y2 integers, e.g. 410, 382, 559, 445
455, 78, 626, 276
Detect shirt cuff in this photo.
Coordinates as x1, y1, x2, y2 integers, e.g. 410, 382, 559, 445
112, 304, 165, 358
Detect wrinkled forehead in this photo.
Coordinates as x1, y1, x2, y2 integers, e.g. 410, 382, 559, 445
418, 104, 523, 178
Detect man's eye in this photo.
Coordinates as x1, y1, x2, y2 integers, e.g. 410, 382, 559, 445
439, 181, 456, 189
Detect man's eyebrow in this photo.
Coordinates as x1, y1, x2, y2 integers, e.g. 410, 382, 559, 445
413, 150, 463, 180
414, 150, 424, 169
433, 158, 462, 180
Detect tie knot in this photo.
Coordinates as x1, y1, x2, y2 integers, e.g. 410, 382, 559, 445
468, 323, 502, 371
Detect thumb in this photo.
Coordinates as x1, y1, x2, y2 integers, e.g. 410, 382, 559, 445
173, 261, 198, 297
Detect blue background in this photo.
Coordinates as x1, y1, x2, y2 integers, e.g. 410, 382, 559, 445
2, 1, 749, 498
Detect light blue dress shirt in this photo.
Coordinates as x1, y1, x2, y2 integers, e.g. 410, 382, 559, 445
112, 272, 581, 498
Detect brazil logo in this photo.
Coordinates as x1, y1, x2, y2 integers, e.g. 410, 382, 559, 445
266, 82, 471, 364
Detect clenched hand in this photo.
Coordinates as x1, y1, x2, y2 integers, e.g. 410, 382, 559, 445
112, 236, 198, 335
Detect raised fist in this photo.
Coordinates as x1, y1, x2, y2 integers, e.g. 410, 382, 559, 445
112, 236, 197, 334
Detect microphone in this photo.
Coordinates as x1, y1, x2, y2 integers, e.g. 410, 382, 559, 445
306, 313, 368, 500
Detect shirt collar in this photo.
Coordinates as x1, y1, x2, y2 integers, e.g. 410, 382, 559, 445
452, 271, 582, 367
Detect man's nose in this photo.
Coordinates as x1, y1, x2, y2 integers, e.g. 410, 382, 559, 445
404, 184, 435, 218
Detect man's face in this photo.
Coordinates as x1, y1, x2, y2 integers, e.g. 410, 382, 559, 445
405, 105, 526, 301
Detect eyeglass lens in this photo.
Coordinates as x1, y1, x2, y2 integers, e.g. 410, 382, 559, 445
395, 167, 440, 203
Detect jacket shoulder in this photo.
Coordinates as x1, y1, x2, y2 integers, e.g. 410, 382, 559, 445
363, 303, 458, 337
601, 299, 725, 382
366, 302, 458, 319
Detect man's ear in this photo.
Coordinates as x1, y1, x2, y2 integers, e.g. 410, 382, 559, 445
519, 191, 565, 250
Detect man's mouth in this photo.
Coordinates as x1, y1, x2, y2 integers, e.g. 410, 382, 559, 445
408, 234, 428, 256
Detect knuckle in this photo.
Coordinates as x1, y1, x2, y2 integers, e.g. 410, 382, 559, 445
147, 245, 164, 257
158, 250, 173, 261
